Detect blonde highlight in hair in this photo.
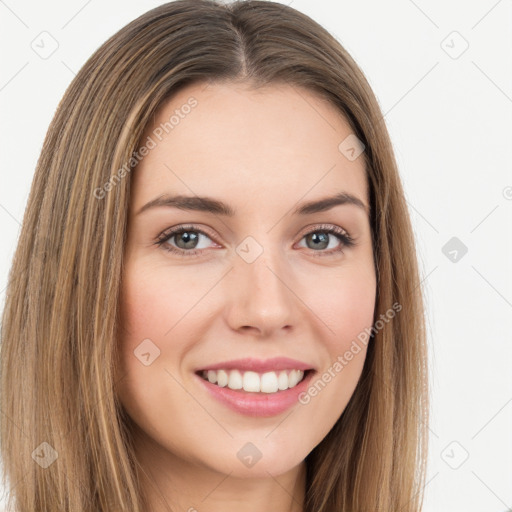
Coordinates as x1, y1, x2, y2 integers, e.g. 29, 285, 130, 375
0, 1, 429, 510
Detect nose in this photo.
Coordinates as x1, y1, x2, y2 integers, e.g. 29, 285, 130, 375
223, 244, 300, 338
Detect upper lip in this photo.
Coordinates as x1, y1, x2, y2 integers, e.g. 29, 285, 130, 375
195, 357, 315, 373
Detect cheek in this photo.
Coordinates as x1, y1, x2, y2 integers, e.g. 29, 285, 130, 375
115, 264, 210, 455
115, 260, 222, 388
299, 262, 375, 411
118, 261, 212, 347
314, 262, 376, 348
115, 264, 182, 403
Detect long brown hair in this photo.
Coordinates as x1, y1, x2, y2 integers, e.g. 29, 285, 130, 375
0, 1, 429, 510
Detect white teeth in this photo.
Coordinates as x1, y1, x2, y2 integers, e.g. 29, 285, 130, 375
217, 369, 228, 387
243, 371, 260, 392
200, 369, 306, 393
288, 369, 301, 387
277, 371, 288, 390
261, 371, 278, 393
228, 369, 243, 390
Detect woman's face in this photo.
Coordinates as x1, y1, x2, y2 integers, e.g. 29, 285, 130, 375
116, 81, 376, 481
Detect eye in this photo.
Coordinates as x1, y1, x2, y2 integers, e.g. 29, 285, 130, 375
295, 224, 355, 256
154, 225, 218, 257
154, 223, 356, 258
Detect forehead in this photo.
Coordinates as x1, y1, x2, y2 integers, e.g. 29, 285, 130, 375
131, 81, 368, 216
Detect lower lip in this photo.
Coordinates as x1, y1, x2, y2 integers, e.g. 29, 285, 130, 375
194, 370, 316, 417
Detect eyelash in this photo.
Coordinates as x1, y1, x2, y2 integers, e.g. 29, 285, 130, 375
154, 223, 356, 258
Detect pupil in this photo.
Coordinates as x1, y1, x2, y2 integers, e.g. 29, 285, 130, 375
309, 232, 328, 250
178, 231, 198, 249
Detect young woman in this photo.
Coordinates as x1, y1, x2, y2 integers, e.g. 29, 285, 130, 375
0, 1, 429, 510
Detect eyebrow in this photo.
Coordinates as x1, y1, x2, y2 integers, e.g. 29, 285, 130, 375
136, 191, 368, 217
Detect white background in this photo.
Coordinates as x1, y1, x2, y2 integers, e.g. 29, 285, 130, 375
0, 1, 511, 511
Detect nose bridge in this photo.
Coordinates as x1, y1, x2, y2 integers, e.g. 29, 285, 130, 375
227, 234, 298, 334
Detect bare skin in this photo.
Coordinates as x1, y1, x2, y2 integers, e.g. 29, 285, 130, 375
115, 81, 376, 512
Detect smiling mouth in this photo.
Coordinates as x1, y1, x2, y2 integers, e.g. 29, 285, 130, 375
196, 368, 312, 394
